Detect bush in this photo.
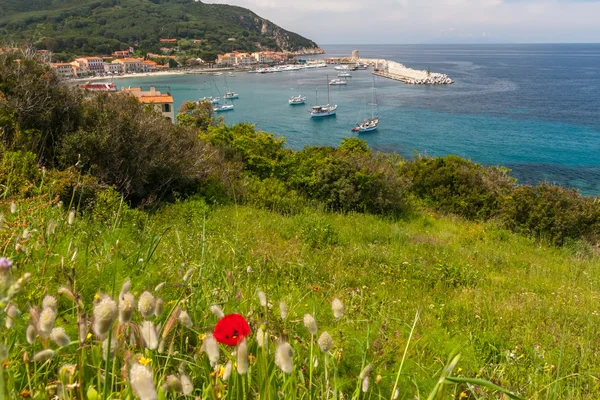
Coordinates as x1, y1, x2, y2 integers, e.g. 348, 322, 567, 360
401, 155, 516, 220
499, 183, 600, 245
243, 176, 306, 215
0, 149, 41, 197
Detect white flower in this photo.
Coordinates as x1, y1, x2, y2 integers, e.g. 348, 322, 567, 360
130, 364, 157, 400
236, 338, 249, 375
256, 327, 268, 348
10, 202, 17, 214
42, 295, 57, 312
318, 331, 333, 352
332, 298, 344, 319
182, 268, 194, 282
257, 291, 267, 307
119, 293, 135, 324
210, 305, 224, 319
33, 349, 55, 362
275, 341, 294, 373
38, 308, 57, 339
180, 374, 193, 395
223, 361, 232, 381
154, 298, 163, 318
140, 321, 158, 350
303, 314, 317, 335
165, 375, 182, 392
154, 282, 165, 292
138, 291, 155, 319
119, 280, 131, 299
393, 388, 399, 399
359, 364, 372, 379
93, 297, 117, 337
5, 304, 18, 329
203, 334, 220, 367
279, 301, 288, 320
102, 338, 118, 361
26, 324, 37, 344
362, 376, 369, 393
178, 311, 192, 328
50, 327, 71, 347
68, 211, 75, 225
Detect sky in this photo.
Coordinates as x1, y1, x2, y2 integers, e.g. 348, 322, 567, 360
204, 0, 600, 44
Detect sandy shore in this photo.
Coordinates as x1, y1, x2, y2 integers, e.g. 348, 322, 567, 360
70, 68, 229, 82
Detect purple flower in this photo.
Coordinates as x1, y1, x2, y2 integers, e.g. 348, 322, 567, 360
0, 258, 12, 273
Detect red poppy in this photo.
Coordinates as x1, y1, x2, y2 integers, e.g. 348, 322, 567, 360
213, 314, 251, 346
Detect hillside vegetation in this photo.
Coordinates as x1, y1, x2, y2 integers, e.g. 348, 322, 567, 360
1, 53, 600, 399
0, 0, 320, 60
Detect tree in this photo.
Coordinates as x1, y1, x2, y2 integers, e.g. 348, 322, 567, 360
177, 100, 221, 131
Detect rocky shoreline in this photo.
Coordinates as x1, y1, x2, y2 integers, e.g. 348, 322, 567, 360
359, 57, 453, 85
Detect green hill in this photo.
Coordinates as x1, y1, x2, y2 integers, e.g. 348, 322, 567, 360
0, 0, 321, 59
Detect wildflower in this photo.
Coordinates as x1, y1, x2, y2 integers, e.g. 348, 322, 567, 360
5, 304, 18, 329
332, 298, 344, 319
223, 361, 232, 381
393, 388, 399, 399
59, 364, 77, 380
257, 291, 267, 307
119, 280, 131, 299
181, 373, 193, 395
158, 339, 165, 353
50, 327, 71, 347
10, 202, 17, 214
93, 297, 117, 337
38, 308, 57, 339
203, 334, 220, 366
26, 324, 37, 344
154, 282, 165, 292
178, 311, 193, 328
459, 392, 468, 399
119, 293, 135, 324
22, 229, 30, 240
303, 314, 318, 335
102, 338, 118, 361
256, 326, 268, 348
375, 375, 382, 385
318, 331, 333, 352
362, 377, 369, 393
275, 341, 294, 374
165, 375, 183, 392
246, 266, 253, 273
213, 314, 251, 346
0, 257, 12, 273
139, 356, 152, 366
236, 338, 249, 375
140, 321, 158, 350
130, 364, 157, 400
154, 298, 163, 318
279, 301, 288, 320
210, 305, 224, 319
182, 268, 194, 282
78, 314, 88, 344
359, 364, 372, 379
68, 211, 75, 225
58, 287, 76, 303
138, 291, 156, 319
33, 349, 55, 362
42, 295, 57, 312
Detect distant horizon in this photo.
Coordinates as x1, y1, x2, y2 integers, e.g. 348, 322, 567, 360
318, 42, 600, 46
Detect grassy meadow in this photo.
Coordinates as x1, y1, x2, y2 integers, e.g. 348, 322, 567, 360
2, 193, 599, 399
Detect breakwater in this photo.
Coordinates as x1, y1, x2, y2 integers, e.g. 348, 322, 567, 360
360, 58, 453, 85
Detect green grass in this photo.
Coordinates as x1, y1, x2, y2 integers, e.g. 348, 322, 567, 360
1, 195, 599, 399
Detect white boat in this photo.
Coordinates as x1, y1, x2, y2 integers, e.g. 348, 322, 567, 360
334, 66, 349, 71
214, 104, 234, 112
355, 63, 369, 70
329, 78, 347, 85
310, 76, 337, 118
289, 95, 306, 105
213, 72, 223, 76
224, 92, 239, 99
352, 76, 379, 132
337, 72, 352, 77
228, 72, 236, 77
198, 96, 220, 104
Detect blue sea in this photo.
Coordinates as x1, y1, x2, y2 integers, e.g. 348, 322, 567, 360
117, 44, 600, 195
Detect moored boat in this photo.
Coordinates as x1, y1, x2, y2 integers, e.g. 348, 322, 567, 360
214, 104, 234, 112
78, 82, 117, 92
329, 78, 347, 85
337, 72, 352, 77
310, 76, 337, 118
289, 95, 306, 105
224, 92, 239, 99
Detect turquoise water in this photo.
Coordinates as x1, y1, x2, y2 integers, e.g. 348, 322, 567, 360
117, 44, 600, 195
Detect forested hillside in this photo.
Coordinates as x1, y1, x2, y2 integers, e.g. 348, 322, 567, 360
0, 0, 321, 60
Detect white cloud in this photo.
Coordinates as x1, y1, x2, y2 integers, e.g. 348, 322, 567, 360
206, 0, 600, 43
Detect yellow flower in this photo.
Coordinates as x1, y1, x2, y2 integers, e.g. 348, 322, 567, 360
138, 357, 152, 366
459, 391, 468, 399
198, 334, 207, 341
218, 365, 225, 378
94, 293, 100, 300
86, 333, 92, 340
248, 353, 256, 365
457, 367, 463, 373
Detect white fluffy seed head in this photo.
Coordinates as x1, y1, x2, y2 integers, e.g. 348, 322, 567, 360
318, 331, 333, 352
119, 292, 135, 324
210, 305, 224, 319
203, 334, 220, 367
38, 308, 57, 339
138, 291, 155, 319
42, 295, 57, 312
50, 327, 71, 347
362, 376, 369, 393
359, 364, 372, 380
236, 338, 249, 375
223, 361, 232, 381
257, 291, 267, 308
180, 374, 193, 395
102, 338, 118, 361
393, 388, 399, 399
10, 202, 17, 214
140, 321, 158, 350
279, 301, 288, 320
275, 341, 294, 374
182, 268, 194, 282
332, 298, 344, 319
256, 327, 268, 348
68, 211, 75, 225
178, 311, 193, 328
154, 298, 163, 318
26, 324, 37, 344
5, 304, 18, 329
119, 280, 131, 299
303, 314, 318, 335
93, 297, 117, 337
33, 349, 55, 362
130, 364, 157, 400
154, 282, 165, 292
165, 375, 183, 392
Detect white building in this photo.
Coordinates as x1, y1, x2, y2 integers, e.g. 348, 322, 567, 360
75, 57, 105, 75
50, 63, 76, 79
121, 87, 175, 123
104, 62, 123, 74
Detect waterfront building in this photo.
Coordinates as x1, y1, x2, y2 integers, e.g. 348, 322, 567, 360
50, 63, 77, 78
216, 53, 237, 66
112, 57, 144, 73
121, 87, 175, 122
75, 57, 105, 75
141, 60, 159, 72
235, 52, 256, 66
104, 62, 123, 74
113, 50, 130, 58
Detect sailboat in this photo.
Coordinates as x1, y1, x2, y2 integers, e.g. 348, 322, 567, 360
223, 75, 239, 99
310, 75, 337, 118
289, 80, 306, 105
212, 79, 234, 112
352, 76, 379, 132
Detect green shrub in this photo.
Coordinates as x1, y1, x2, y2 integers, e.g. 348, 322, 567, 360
0, 149, 41, 197
499, 183, 600, 245
243, 176, 306, 215
401, 155, 516, 220
299, 216, 339, 248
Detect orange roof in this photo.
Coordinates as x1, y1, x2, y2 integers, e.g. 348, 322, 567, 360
137, 95, 173, 104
